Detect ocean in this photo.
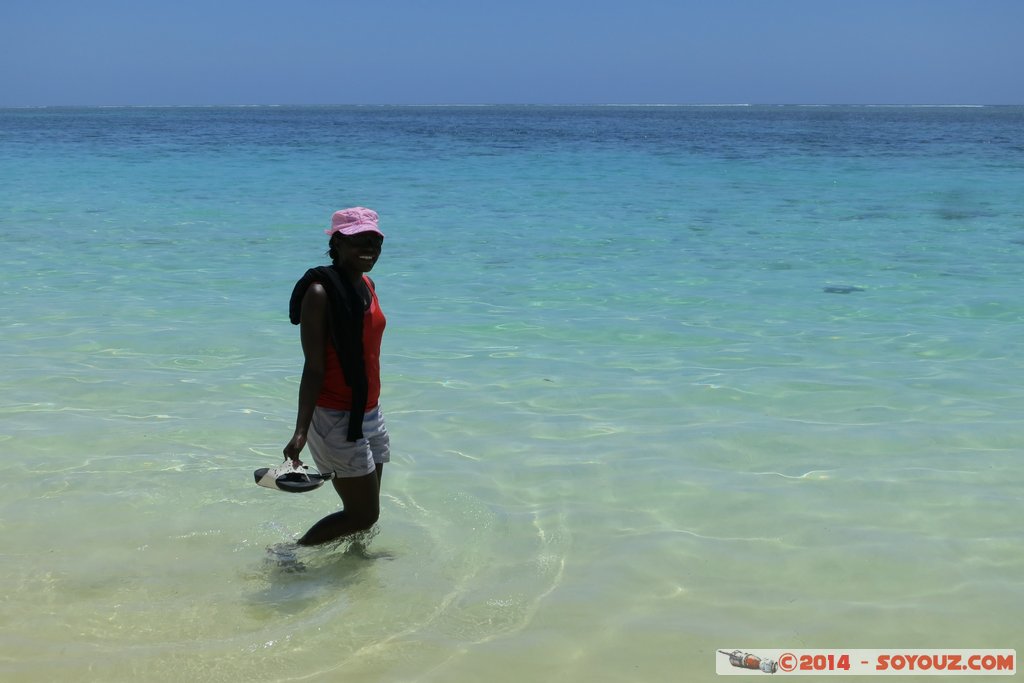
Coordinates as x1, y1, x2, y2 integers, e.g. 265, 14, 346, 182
1, 105, 1022, 681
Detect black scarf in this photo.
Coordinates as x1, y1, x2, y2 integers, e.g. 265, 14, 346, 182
289, 265, 368, 441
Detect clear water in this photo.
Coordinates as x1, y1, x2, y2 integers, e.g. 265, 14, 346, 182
2, 105, 1022, 681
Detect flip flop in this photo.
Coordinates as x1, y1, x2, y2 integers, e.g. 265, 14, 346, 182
253, 462, 332, 493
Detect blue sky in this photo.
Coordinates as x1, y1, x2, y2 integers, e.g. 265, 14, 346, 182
2, 0, 1021, 106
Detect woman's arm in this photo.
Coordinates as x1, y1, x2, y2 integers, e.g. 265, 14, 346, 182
283, 283, 328, 463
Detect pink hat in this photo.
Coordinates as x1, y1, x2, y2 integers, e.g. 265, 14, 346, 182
326, 207, 384, 238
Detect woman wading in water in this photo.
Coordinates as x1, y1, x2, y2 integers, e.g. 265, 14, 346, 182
284, 207, 389, 546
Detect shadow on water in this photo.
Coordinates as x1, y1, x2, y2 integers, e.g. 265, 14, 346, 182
245, 528, 394, 615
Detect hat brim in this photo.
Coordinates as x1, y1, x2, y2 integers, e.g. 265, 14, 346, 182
325, 225, 385, 238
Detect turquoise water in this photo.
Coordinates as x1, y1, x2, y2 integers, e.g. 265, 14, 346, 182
2, 106, 1022, 681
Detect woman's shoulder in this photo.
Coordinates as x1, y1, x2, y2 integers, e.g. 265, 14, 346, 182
299, 282, 328, 326
304, 281, 328, 300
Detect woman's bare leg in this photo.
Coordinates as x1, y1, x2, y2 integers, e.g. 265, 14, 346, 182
296, 470, 380, 546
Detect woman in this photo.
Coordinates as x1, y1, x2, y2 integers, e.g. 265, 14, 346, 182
284, 207, 389, 546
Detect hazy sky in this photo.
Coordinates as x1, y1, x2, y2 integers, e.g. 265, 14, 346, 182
2, 0, 1021, 106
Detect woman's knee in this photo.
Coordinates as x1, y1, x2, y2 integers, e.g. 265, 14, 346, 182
332, 471, 380, 530
352, 506, 379, 531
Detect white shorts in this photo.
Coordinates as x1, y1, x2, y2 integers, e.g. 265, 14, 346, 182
306, 405, 390, 479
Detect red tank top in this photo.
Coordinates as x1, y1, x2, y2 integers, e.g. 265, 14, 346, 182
317, 276, 386, 411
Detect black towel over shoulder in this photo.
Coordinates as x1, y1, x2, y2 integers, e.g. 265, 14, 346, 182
289, 265, 368, 441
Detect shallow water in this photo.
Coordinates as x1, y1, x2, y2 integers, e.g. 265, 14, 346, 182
1, 105, 1022, 681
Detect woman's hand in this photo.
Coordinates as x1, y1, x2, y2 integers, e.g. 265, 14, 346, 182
283, 431, 307, 464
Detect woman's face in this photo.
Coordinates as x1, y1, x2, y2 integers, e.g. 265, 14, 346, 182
333, 232, 383, 273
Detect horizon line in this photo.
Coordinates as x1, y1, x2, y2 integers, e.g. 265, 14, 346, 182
1, 102, 1017, 110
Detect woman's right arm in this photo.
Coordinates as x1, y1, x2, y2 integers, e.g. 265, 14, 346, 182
283, 283, 328, 463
